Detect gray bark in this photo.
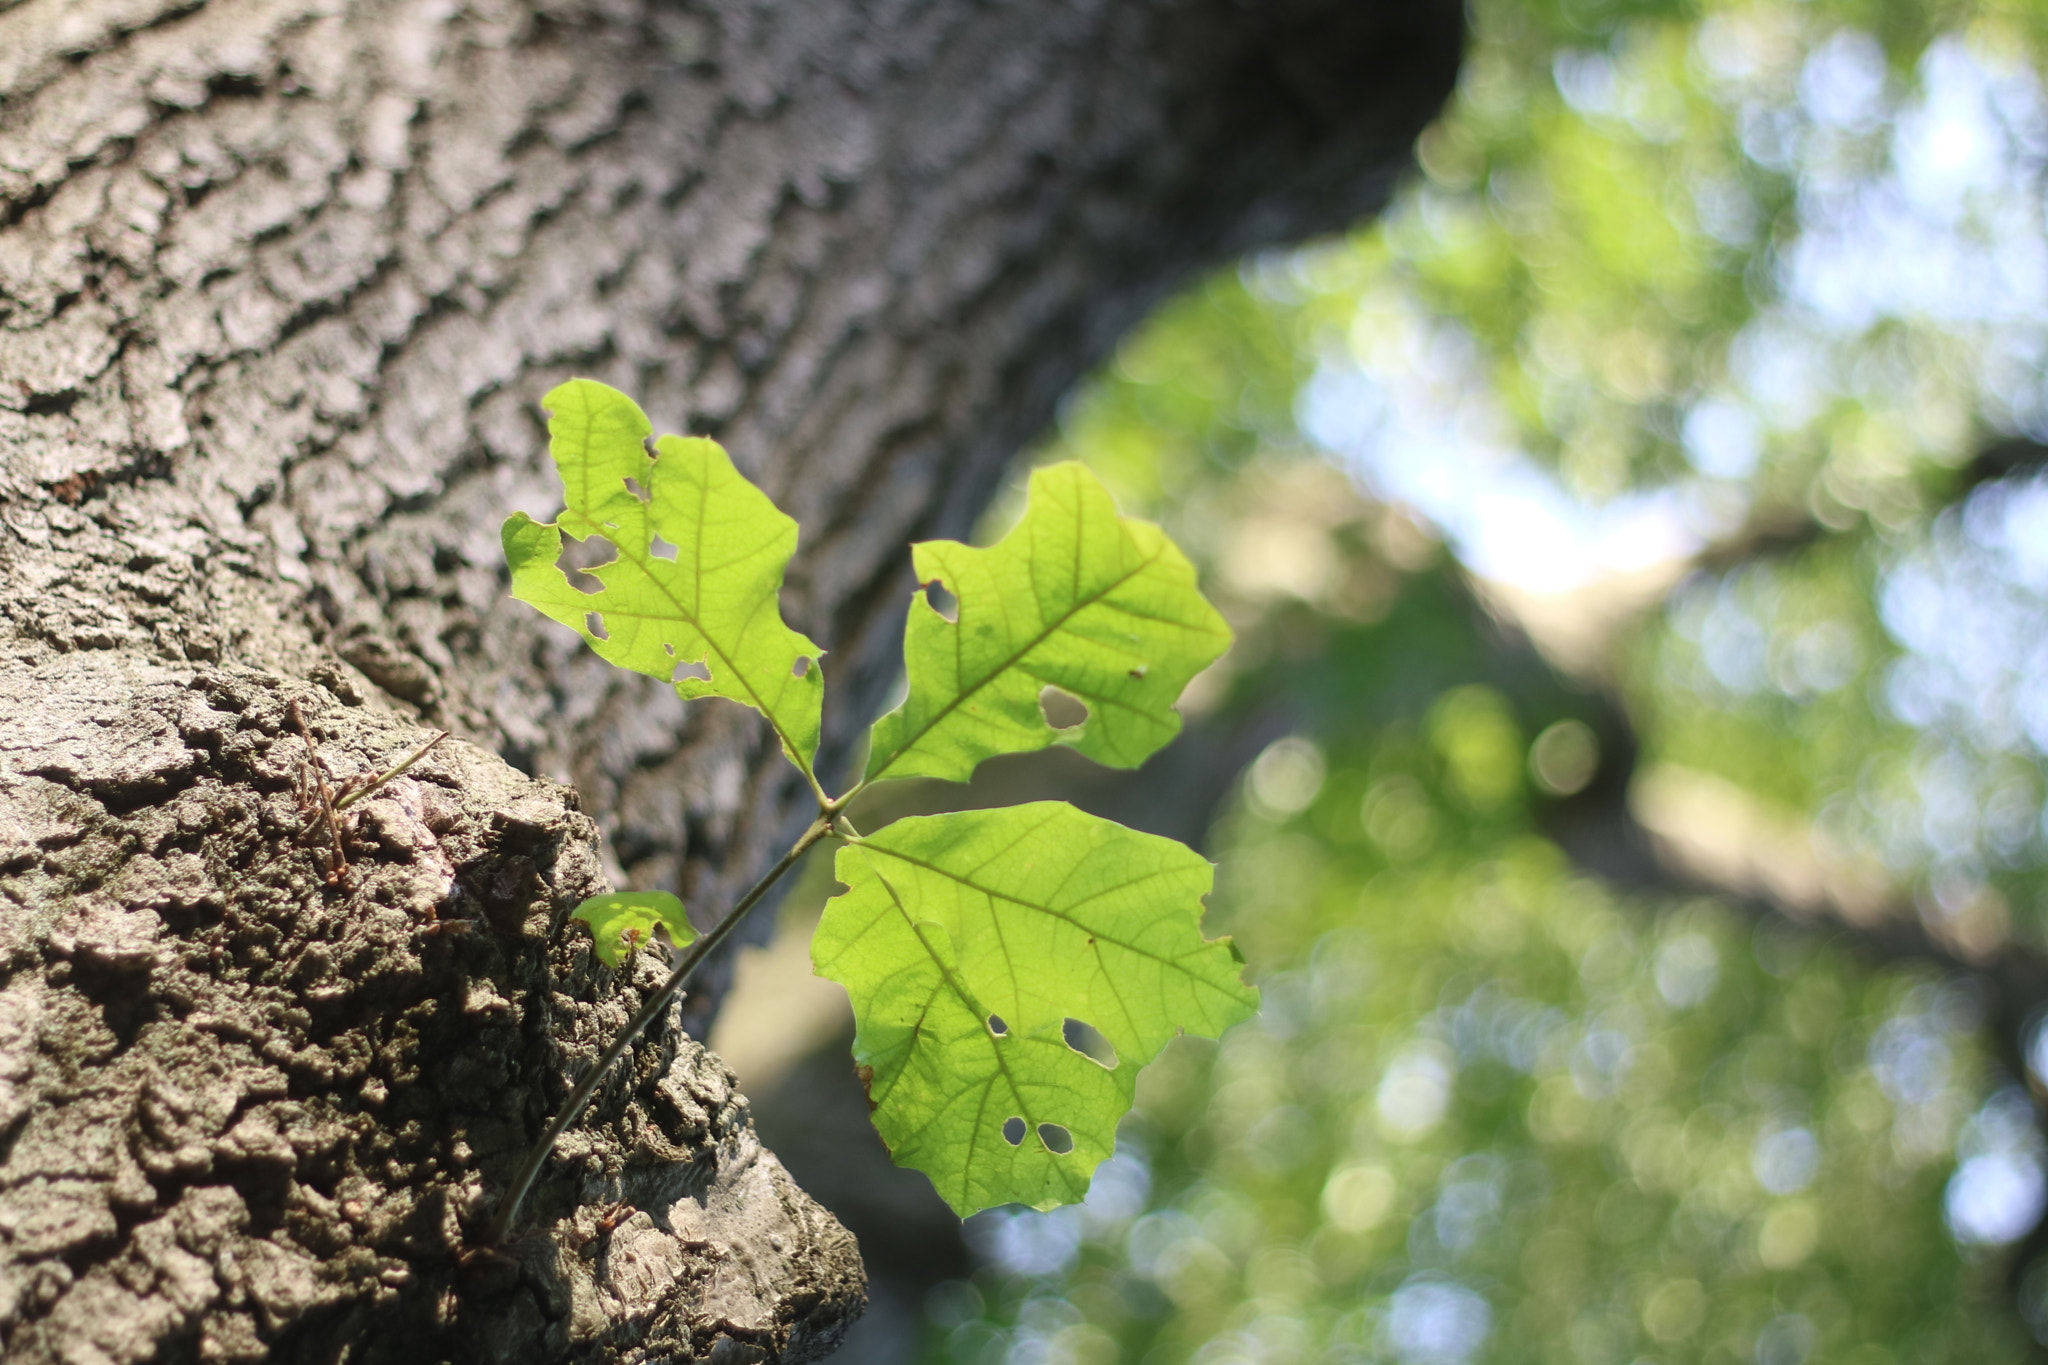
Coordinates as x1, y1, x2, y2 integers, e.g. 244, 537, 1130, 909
0, 1, 1460, 1360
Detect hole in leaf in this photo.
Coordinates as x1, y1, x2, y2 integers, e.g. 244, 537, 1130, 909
556, 537, 615, 594
987, 1014, 1007, 1036
650, 534, 679, 562
673, 660, 712, 683
623, 476, 649, 501
1063, 1018, 1117, 1069
1129, 663, 1148, 679
1039, 685, 1088, 730
1037, 1123, 1074, 1155
585, 612, 609, 640
792, 656, 813, 679
924, 580, 958, 623
1002, 1117, 1026, 1146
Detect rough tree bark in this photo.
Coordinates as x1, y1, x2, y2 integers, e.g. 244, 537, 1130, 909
0, 2, 1461, 1362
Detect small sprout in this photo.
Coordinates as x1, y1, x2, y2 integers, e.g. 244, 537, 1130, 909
570, 891, 694, 967
489, 381, 1245, 1243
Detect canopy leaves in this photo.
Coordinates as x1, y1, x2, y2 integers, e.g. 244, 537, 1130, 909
863, 462, 1231, 785
502, 379, 825, 775
570, 891, 695, 967
813, 802, 1258, 1215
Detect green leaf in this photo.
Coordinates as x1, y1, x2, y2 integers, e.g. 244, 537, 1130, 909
864, 461, 1231, 785
571, 891, 695, 967
503, 379, 825, 776
812, 802, 1257, 1215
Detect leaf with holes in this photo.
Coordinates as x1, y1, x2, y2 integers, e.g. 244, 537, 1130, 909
863, 461, 1231, 785
503, 378, 826, 777
571, 891, 696, 967
813, 802, 1257, 1215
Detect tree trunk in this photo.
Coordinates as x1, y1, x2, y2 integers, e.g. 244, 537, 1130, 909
0, 1, 1460, 1361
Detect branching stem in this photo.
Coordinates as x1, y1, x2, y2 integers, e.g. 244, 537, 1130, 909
481, 809, 839, 1246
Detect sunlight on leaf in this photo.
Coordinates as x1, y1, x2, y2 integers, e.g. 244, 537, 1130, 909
814, 803, 1257, 1215
503, 379, 826, 776
570, 890, 695, 968
865, 462, 1231, 785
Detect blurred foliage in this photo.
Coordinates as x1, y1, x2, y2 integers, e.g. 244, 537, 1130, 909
888, 0, 2048, 1361
928, 758, 2026, 1365
909, 492, 2040, 1365
1381, 0, 2048, 511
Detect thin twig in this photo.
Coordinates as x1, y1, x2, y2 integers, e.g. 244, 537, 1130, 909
334, 730, 450, 811
480, 813, 839, 1246
288, 700, 350, 881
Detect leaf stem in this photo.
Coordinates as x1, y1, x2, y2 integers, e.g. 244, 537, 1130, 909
480, 812, 836, 1246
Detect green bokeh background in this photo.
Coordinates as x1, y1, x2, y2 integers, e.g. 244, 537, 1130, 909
901, 1, 2048, 1361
